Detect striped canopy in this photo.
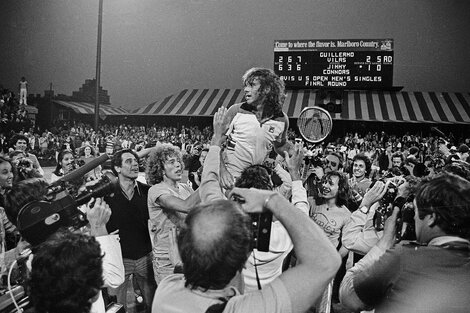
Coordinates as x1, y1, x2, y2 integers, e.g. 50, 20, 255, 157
133, 89, 470, 124
53, 100, 129, 117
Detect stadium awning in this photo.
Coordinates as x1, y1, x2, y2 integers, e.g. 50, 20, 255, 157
133, 89, 470, 124
53, 100, 129, 117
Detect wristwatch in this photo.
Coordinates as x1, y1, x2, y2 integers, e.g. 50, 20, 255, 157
359, 206, 370, 214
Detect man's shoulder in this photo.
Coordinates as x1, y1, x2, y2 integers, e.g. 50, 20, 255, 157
136, 180, 150, 192
227, 102, 254, 116
225, 279, 292, 313
154, 274, 235, 313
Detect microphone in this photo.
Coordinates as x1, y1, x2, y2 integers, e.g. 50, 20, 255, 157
51, 153, 109, 187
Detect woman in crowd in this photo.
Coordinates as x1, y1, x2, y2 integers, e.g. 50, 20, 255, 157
50, 149, 77, 183
78, 144, 101, 181
0, 156, 18, 266
146, 143, 200, 283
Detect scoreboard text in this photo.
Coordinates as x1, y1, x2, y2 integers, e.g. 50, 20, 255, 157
274, 39, 394, 89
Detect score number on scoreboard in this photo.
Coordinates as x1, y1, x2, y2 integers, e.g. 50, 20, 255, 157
274, 39, 394, 89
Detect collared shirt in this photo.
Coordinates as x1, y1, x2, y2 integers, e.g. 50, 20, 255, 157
119, 179, 141, 200
105, 180, 152, 260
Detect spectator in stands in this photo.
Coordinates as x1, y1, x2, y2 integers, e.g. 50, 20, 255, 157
340, 174, 470, 313
457, 144, 469, 162
0, 156, 17, 271
50, 149, 77, 183
18, 77, 28, 105
79, 144, 101, 181
349, 153, 373, 198
390, 152, 410, 176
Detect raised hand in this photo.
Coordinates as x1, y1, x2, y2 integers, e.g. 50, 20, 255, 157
228, 188, 277, 214
86, 197, 111, 236
212, 106, 227, 147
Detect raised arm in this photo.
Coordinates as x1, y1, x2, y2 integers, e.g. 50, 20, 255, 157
273, 113, 293, 157
218, 105, 238, 189
157, 190, 201, 214
199, 107, 227, 203
229, 188, 341, 313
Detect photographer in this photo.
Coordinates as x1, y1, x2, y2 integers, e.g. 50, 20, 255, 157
9, 134, 44, 178
341, 180, 390, 257
303, 151, 343, 201
340, 174, 470, 312
2, 178, 125, 313
153, 190, 340, 313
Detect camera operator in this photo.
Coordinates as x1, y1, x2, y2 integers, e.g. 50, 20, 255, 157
2, 178, 125, 313
198, 107, 310, 292
340, 173, 470, 313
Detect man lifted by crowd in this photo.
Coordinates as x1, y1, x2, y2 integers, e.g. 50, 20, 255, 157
219, 67, 292, 189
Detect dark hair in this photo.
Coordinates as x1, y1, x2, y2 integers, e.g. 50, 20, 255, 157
10, 134, 29, 149
80, 145, 97, 157
234, 164, 273, 190
409, 146, 419, 155
178, 200, 252, 290
29, 230, 104, 313
392, 152, 404, 162
111, 149, 140, 176
146, 143, 183, 185
242, 68, 285, 119
326, 152, 343, 169
443, 160, 470, 181
3, 178, 49, 226
415, 173, 470, 239
316, 171, 350, 207
53, 149, 74, 176
352, 153, 372, 177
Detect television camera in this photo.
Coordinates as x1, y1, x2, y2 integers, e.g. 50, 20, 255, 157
0, 154, 120, 313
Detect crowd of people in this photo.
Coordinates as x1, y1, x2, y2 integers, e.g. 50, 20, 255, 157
0, 68, 469, 313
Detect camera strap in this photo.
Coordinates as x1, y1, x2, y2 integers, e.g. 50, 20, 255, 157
252, 250, 262, 290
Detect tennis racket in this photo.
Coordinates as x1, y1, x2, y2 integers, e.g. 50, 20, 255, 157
297, 106, 333, 143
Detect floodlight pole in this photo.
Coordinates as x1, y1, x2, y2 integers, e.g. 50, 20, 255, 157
94, 0, 103, 131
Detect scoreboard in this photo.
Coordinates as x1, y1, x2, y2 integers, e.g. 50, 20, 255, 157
274, 39, 394, 89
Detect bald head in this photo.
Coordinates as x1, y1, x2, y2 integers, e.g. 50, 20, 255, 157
178, 200, 252, 290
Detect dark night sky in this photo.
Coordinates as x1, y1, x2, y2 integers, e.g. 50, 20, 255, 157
1, 0, 469, 111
